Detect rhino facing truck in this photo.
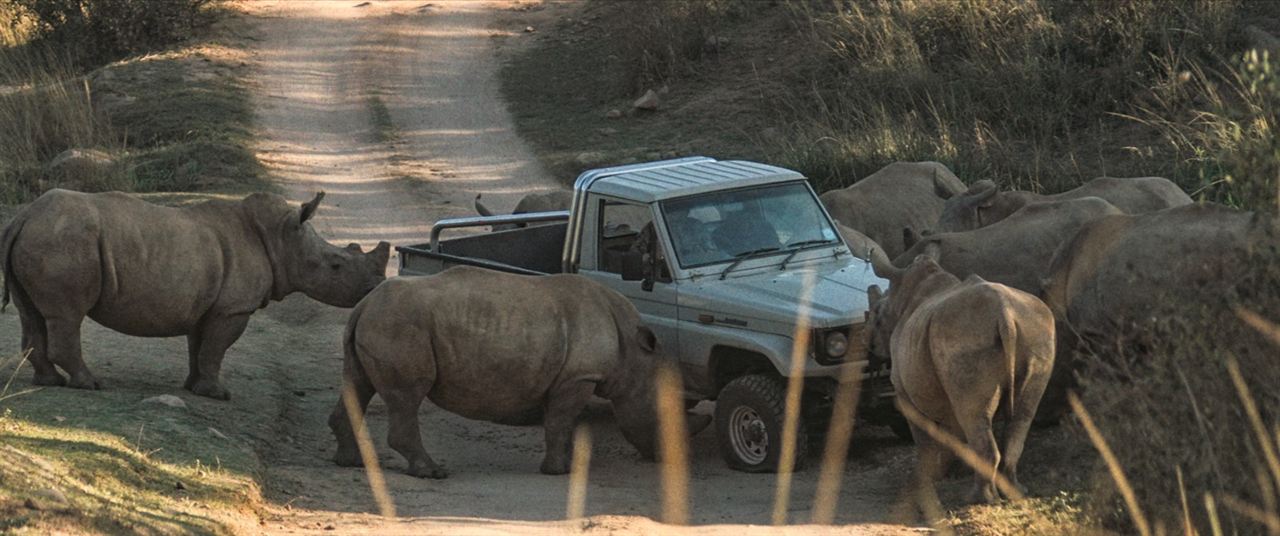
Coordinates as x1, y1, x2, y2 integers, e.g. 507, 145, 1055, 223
398, 157, 898, 471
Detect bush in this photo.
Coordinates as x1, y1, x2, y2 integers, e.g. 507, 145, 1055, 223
1075, 232, 1280, 534
3, 0, 213, 64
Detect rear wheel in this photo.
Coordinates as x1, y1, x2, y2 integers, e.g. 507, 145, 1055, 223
714, 374, 808, 472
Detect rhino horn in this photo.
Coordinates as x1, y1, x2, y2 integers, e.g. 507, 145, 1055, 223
300, 191, 325, 224
932, 167, 956, 199
867, 242, 903, 280
474, 194, 495, 217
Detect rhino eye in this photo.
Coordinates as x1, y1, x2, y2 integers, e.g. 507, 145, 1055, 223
329, 262, 342, 270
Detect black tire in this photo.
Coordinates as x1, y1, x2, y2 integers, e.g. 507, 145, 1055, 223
714, 374, 809, 472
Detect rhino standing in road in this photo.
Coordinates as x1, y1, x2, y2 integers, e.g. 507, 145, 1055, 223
867, 249, 1055, 506
473, 190, 573, 231
877, 197, 1124, 295
936, 176, 1191, 233
330, 266, 706, 478
1, 190, 390, 400
819, 161, 967, 259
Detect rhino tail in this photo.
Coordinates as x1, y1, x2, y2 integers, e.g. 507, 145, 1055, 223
997, 307, 1018, 418
341, 300, 375, 400
0, 207, 32, 313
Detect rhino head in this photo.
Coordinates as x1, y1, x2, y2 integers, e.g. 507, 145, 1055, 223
936, 180, 1001, 233
603, 325, 711, 460
245, 192, 390, 307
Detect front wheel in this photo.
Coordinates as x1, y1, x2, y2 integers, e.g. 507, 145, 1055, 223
714, 374, 808, 472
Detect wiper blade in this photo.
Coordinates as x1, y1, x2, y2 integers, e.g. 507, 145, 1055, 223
779, 239, 835, 270
719, 247, 782, 280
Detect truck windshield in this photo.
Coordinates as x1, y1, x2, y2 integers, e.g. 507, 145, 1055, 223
660, 182, 839, 269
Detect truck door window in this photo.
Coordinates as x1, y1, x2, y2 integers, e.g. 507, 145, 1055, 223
597, 200, 670, 279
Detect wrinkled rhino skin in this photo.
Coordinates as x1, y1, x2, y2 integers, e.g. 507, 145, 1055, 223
884, 197, 1124, 295
819, 161, 966, 259
937, 176, 1192, 233
868, 252, 1054, 507
329, 266, 681, 478
1, 189, 390, 399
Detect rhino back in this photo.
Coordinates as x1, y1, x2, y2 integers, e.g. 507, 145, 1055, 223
351, 268, 627, 422
821, 162, 961, 257
1052, 177, 1192, 214
1051, 204, 1256, 334
898, 197, 1123, 293
10, 191, 271, 336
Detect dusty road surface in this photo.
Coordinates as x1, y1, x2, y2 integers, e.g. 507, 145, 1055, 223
0, 0, 930, 534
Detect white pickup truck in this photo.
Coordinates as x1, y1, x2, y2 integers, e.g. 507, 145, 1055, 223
397, 157, 903, 472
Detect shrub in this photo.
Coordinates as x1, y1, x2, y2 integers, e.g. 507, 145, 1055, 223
1074, 230, 1280, 534
2, 0, 213, 64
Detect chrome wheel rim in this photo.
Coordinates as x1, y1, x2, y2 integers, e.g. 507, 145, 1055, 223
728, 405, 769, 466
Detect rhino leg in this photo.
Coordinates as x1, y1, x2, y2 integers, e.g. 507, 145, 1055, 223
16, 303, 63, 386
384, 392, 447, 479
999, 362, 1052, 498
539, 381, 595, 475
185, 314, 250, 401
955, 395, 1001, 505
45, 318, 98, 390
904, 418, 950, 522
329, 379, 375, 467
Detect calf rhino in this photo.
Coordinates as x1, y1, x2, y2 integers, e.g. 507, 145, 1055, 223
867, 249, 1054, 506
474, 190, 573, 231
1, 190, 389, 399
879, 197, 1123, 295
819, 161, 967, 259
936, 176, 1191, 233
329, 266, 707, 477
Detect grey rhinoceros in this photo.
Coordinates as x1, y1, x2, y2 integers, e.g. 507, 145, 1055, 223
867, 248, 1054, 507
819, 161, 967, 259
329, 266, 708, 478
1, 189, 389, 400
474, 190, 573, 231
936, 176, 1191, 233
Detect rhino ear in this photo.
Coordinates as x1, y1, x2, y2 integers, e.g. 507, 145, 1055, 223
474, 194, 494, 217
932, 167, 957, 199
636, 326, 658, 353
902, 227, 921, 250
300, 191, 325, 224
345, 242, 363, 253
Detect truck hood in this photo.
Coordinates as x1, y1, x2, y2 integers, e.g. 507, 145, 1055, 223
678, 256, 889, 333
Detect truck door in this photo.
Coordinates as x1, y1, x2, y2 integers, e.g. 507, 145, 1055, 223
578, 196, 680, 358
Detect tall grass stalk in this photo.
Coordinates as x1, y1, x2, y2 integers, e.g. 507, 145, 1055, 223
771, 269, 816, 526
1068, 392, 1152, 536
655, 362, 690, 526
340, 383, 396, 518
566, 424, 592, 520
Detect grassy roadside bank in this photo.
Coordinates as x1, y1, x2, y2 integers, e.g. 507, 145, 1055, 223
0, 2, 271, 533
0, 1, 266, 207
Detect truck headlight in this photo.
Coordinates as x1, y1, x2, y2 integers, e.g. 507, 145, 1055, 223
824, 331, 848, 358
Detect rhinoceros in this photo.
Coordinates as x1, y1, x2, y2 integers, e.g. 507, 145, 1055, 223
0, 189, 389, 399
329, 266, 707, 478
819, 161, 967, 259
1041, 203, 1275, 354
474, 190, 573, 231
936, 176, 1191, 233
867, 248, 1054, 506
875, 197, 1124, 295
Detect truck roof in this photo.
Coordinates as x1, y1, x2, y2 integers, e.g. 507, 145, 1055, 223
576, 156, 806, 203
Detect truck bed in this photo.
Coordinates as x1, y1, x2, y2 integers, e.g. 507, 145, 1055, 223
398, 221, 568, 276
